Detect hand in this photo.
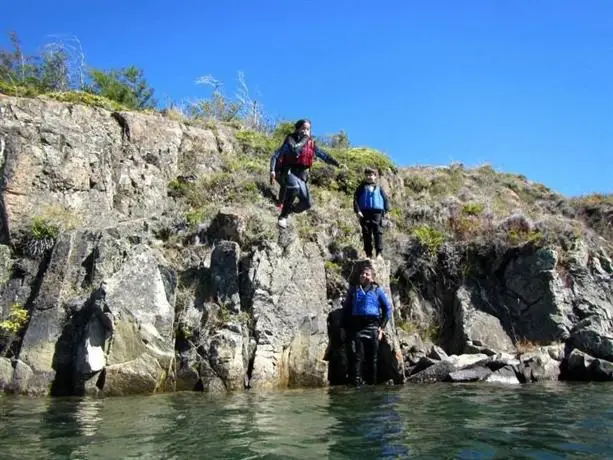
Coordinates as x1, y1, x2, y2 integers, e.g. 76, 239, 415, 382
270, 172, 275, 185
378, 327, 383, 341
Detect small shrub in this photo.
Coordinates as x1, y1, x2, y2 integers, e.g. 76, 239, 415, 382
388, 207, 406, 229
44, 91, 125, 110
412, 225, 446, 254
404, 175, 431, 194
31, 216, 59, 240
23, 216, 59, 258
462, 202, 484, 216
507, 228, 542, 246
449, 215, 482, 240
0, 303, 29, 334
168, 178, 193, 198
397, 319, 418, 334
0, 80, 41, 97
423, 323, 440, 342
324, 260, 342, 274
185, 208, 209, 228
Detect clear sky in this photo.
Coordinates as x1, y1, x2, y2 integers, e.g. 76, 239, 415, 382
4, 1, 613, 196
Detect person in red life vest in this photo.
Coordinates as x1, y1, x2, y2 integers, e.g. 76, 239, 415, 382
269, 119, 341, 228
353, 167, 391, 259
340, 265, 392, 385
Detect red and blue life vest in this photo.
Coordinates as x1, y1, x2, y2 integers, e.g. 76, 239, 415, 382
284, 138, 315, 168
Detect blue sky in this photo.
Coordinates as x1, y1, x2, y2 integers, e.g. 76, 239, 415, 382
4, 1, 613, 196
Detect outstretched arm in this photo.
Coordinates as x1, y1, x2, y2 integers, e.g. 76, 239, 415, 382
315, 145, 340, 167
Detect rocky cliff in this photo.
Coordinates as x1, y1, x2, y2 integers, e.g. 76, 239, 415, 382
0, 94, 611, 396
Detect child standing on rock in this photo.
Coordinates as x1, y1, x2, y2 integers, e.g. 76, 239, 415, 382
353, 167, 390, 259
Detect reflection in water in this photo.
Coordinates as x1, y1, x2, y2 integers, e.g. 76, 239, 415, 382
1, 382, 613, 459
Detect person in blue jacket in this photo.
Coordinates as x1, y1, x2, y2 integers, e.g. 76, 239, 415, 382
341, 265, 393, 385
269, 119, 341, 228
353, 167, 391, 259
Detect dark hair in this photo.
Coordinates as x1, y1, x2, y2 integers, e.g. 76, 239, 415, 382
364, 167, 378, 175
294, 119, 311, 132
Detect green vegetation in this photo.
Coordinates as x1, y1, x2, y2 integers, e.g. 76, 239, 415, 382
45, 90, 126, 110
412, 225, 446, 254
87, 66, 155, 109
0, 32, 155, 110
324, 260, 342, 274
0, 303, 29, 334
396, 318, 440, 343
462, 202, 484, 216
507, 228, 543, 246
31, 216, 59, 240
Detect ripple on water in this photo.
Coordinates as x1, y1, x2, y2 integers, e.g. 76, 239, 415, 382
1, 382, 612, 459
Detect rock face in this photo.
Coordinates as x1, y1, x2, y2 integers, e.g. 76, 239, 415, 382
0, 96, 235, 242
397, 235, 613, 385
1, 94, 613, 396
247, 240, 330, 389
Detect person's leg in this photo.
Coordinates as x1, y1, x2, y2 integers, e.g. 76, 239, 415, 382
351, 332, 365, 385
292, 179, 312, 214
361, 327, 379, 385
279, 172, 299, 221
279, 189, 295, 218
277, 181, 286, 207
371, 214, 383, 257
360, 219, 373, 258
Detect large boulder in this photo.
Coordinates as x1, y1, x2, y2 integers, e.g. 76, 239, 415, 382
246, 239, 329, 389
13, 227, 176, 396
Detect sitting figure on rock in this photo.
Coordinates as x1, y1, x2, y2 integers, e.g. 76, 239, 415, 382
269, 119, 341, 228
353, 167, 390, 259
340, 265, 393, 385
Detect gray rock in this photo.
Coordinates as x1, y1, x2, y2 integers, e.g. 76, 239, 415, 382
517, 348, 561, 382
447, 366, 492, 382
0, 357, 12, 391
247, 240, 329, 389
207, 326, 248, 391
485, 365, 520, 385
408, 360, 456, 383
564, 348, 595, 380
428, 345, 448, 361
210, 241, 241, 313
571, 316, 613, 362
455, 286, 516, 354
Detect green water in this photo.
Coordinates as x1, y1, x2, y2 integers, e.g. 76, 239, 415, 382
0, 382, 611, 459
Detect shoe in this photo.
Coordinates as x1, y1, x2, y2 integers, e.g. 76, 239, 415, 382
376, 254, 384, 261
278, 217, 288, 228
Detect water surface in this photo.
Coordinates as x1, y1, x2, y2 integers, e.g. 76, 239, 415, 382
1, 382, 611, 459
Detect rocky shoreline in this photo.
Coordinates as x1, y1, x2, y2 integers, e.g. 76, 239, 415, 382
0, 94, 612, 396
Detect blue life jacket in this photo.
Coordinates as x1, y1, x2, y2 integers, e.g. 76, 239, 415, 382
358, 185, 385, 211
351, 285, 383, 317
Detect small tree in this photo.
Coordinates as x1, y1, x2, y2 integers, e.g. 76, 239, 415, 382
87, 66, 156, 109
